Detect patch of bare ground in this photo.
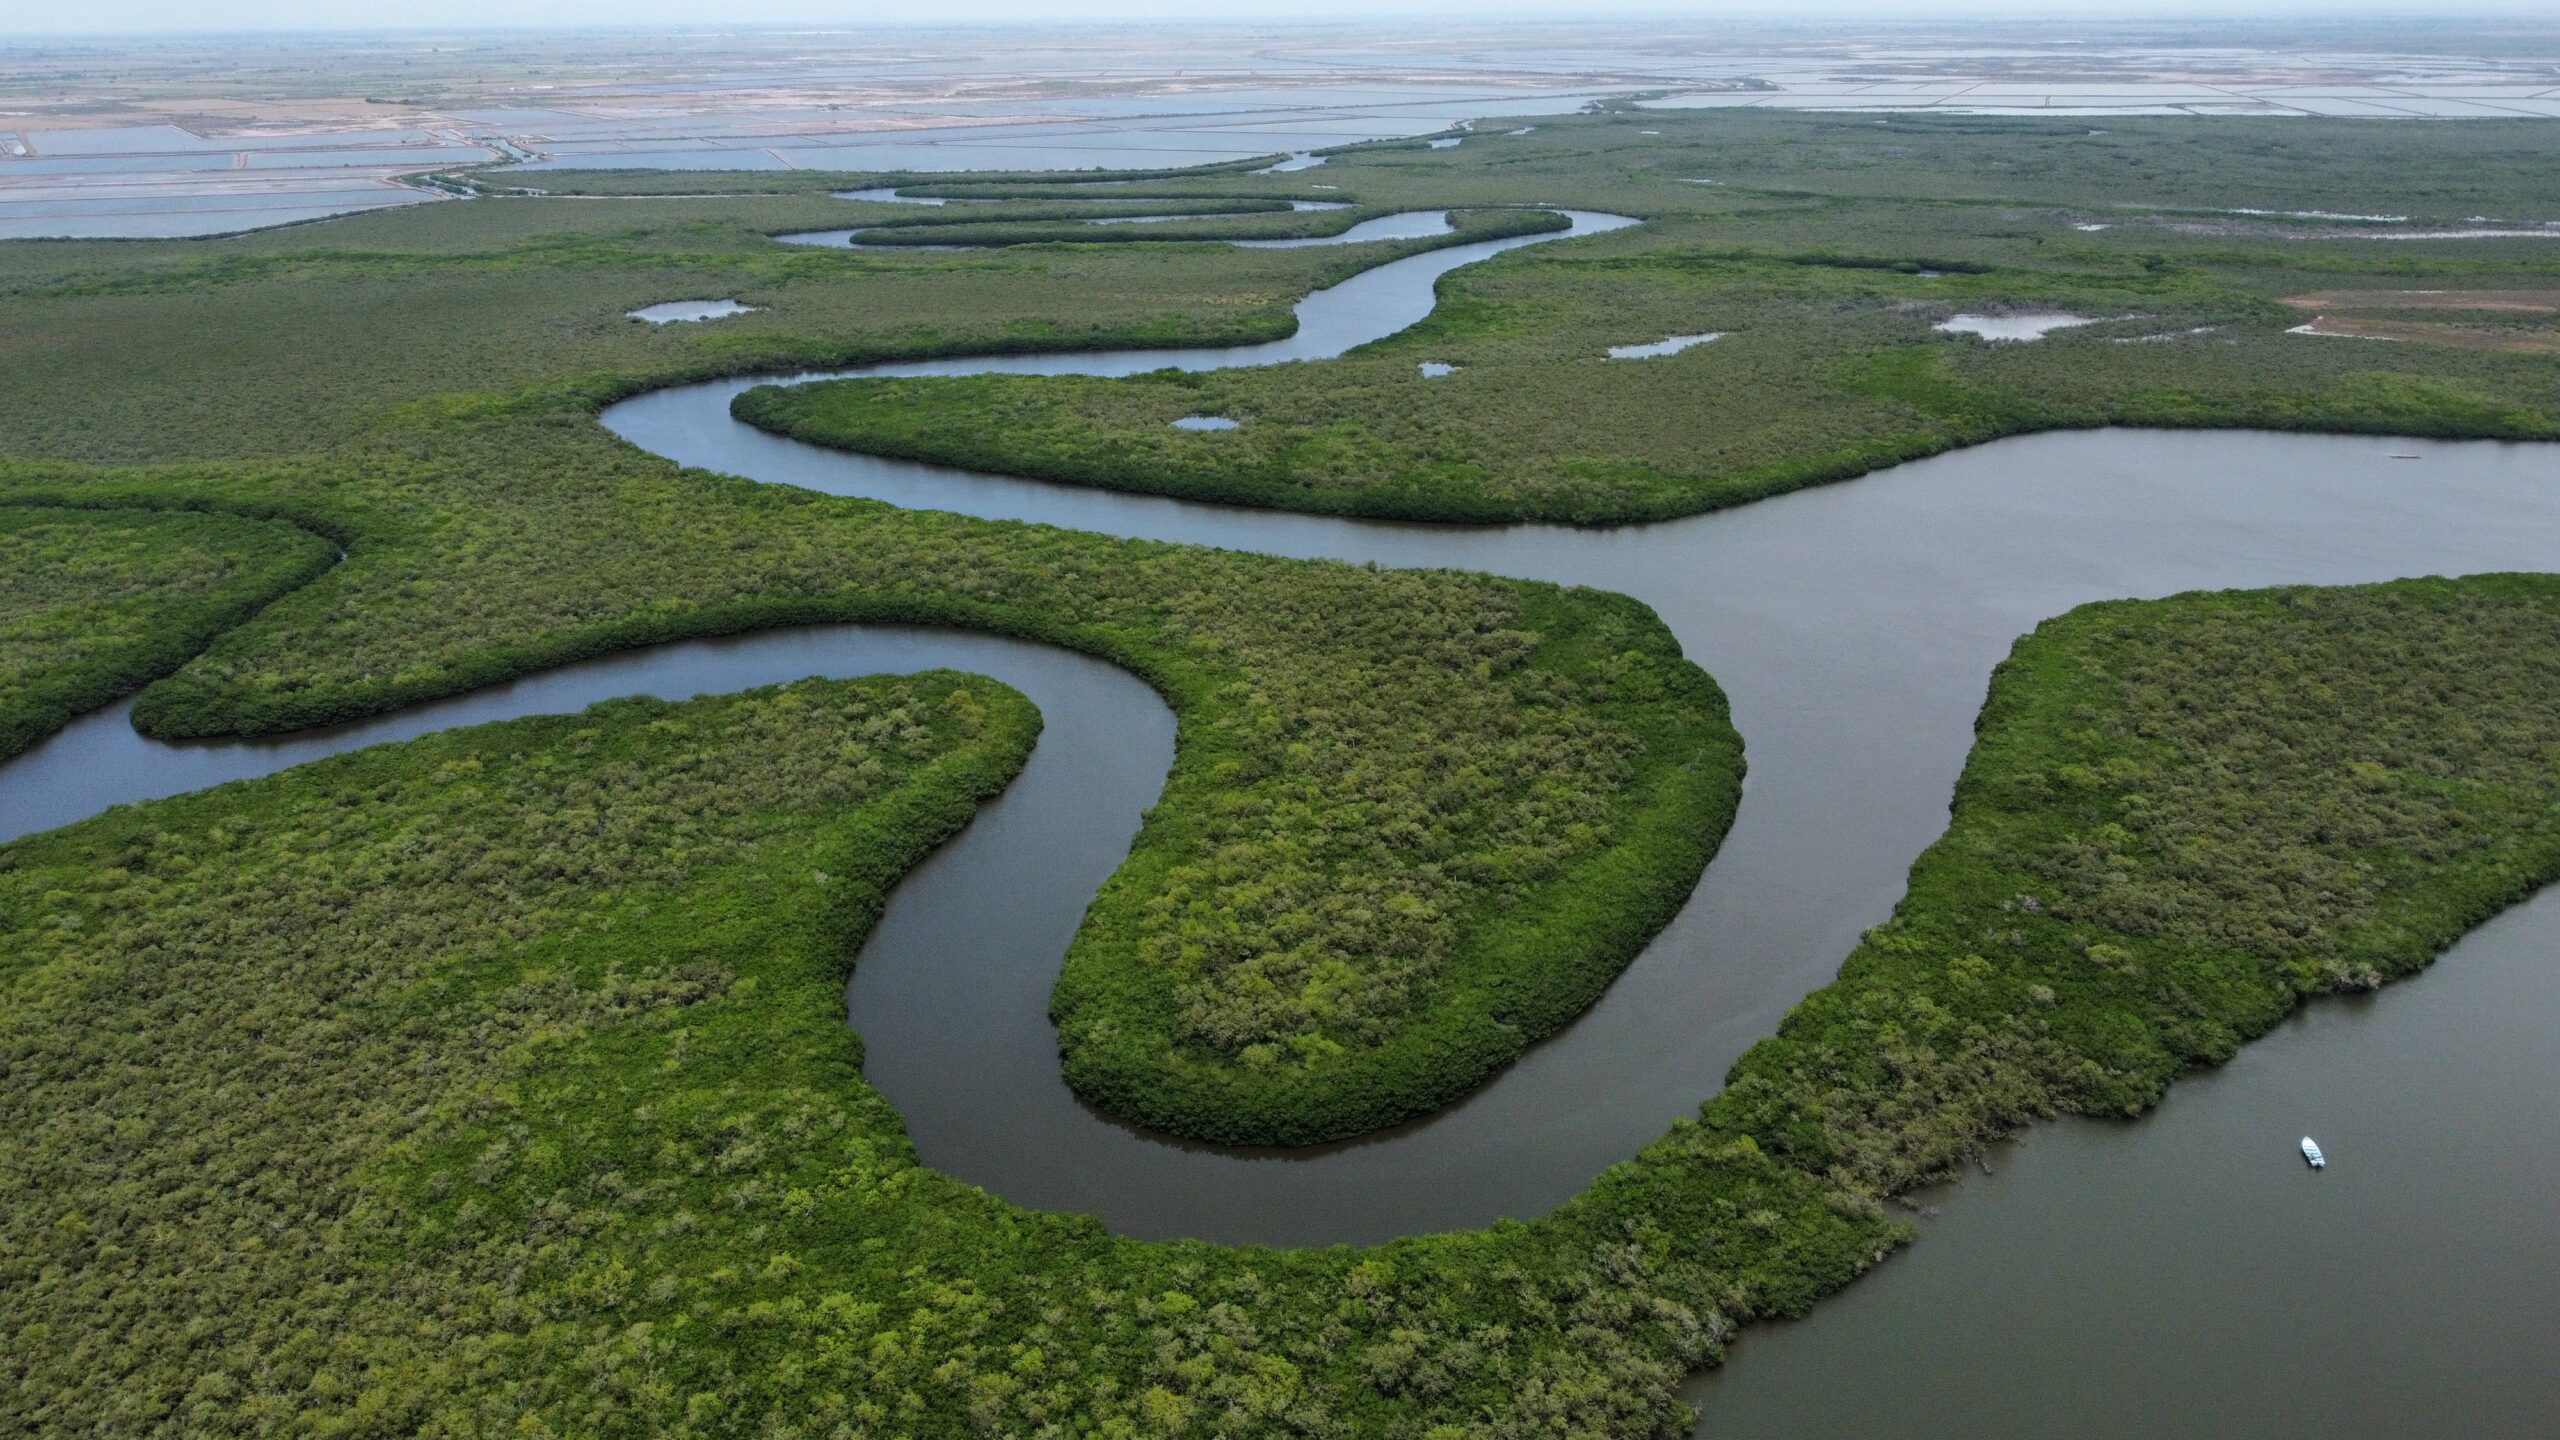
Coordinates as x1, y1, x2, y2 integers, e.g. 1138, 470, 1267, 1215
2286, 289, 2560, 313
2281, 291, 2560, 352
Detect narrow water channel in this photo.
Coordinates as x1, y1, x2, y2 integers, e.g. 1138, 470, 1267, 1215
9, 208, 2553, 1435
600, 215, 2560, 1433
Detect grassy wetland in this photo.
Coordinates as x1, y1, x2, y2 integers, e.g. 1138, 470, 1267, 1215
738, 116, 2560, 524
2, 106, 2558, 1436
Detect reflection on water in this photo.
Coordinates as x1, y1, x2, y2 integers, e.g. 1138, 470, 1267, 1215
1606, 331, 1724, 358
833, 186, 946, 205
775, 208, 1462, 253
2365, 227, 2560, 241
15, 171, 2554, 1434
1689, 885, 2560, 1440
1934, 311, 2096, 341
601, 203, 2560, 1429
628, 299, 758, 323
1232, 209, 1455, 248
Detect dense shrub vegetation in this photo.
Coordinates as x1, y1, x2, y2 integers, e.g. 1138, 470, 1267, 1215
0, 505, 334, 760
831, 205, 1568, 250
8, 577, 2555, 1436
0, 197, 1531, 464
1712, 574, 2560, 1192
0, 676, 1061, 1430
742, 195, 2560, 522
0, 165, 1743, 1141
2, 106, 2558, 1435
0, 440, 1735, 1145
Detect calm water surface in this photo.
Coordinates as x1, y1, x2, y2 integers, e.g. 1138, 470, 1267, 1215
628, 299, 758, 323
1607, 331, 1725, 358
1689, 887, 2560, 1438
1934, 311, 2098, 341
778, 206, 1463, 252
9, 206, 2554, 1436
601, 214, 2560, 1432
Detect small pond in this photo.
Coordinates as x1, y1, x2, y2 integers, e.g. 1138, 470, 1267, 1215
1171, 415, 1239, 430
1935, 312, 2096, 342
629, 299, 758, 324
1608, 332, 1725, 359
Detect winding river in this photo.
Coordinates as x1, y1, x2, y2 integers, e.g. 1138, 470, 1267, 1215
8, 208, 2555, 1435
779, 206, 1463, 253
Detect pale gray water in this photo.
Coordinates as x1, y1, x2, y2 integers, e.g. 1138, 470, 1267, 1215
777, 206, 1463, 252
1934, 311, 2098, 341
2366, 228, 2560, 240
628, 299, 758, 323
834, 187, 947, 205
0, 628, 1167, 860
9, 197, 2555, 1435
1086, 212, 1229, 224
1231, 208, 1457, 248
1688, 883, 2560, 1438
1088, 202, 1348, 224
1606, 331, 1725, 358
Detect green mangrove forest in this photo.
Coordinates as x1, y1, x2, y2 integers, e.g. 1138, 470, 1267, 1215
2, 107, 2557, 1436
0, 505, 335, 762
12, 573, 2557, 1435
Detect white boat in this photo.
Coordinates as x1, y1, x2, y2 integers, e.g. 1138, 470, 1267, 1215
2300, 1136, 2326, 1169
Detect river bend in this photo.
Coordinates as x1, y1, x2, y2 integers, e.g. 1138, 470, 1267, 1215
7, 204, 2555, 1436
604, 212, 2560, 1435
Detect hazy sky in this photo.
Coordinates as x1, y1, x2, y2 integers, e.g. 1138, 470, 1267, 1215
8, 0, 2522, 39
